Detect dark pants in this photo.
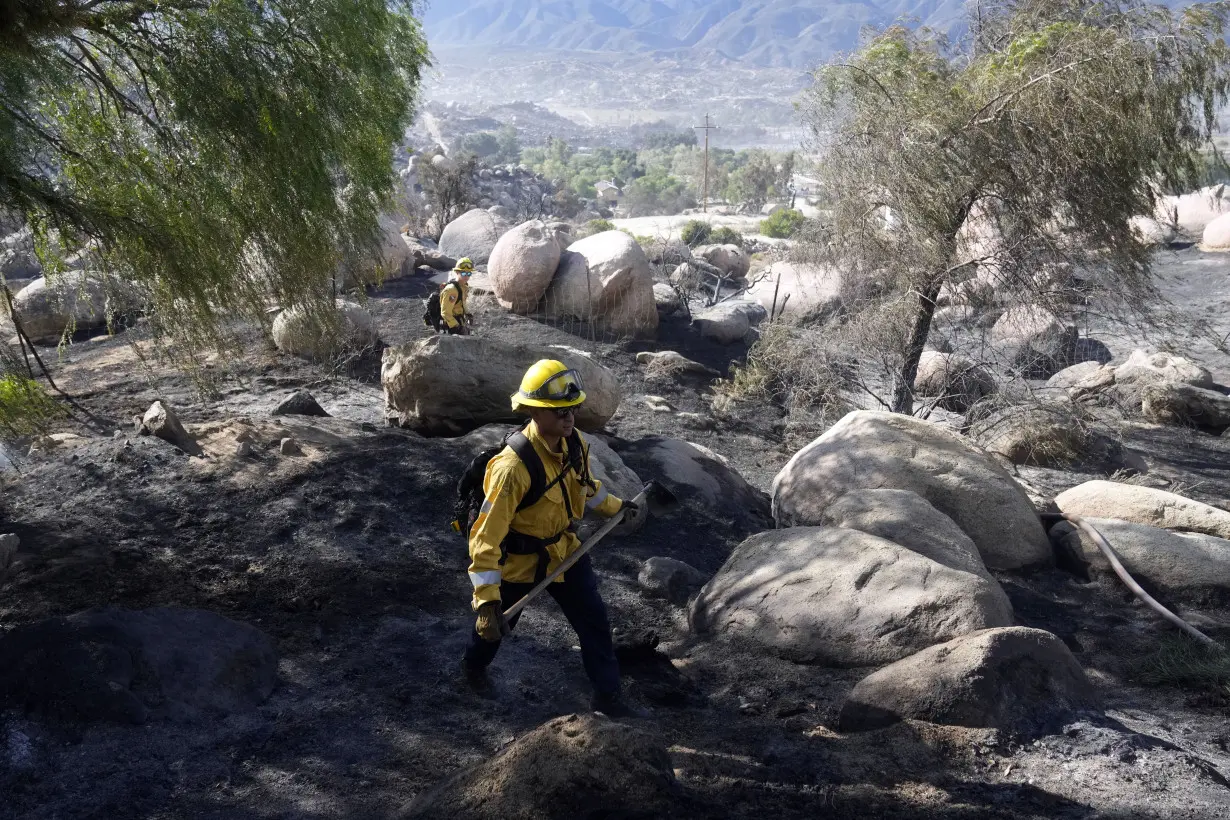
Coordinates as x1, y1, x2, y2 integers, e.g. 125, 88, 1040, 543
444, 323, 469, 336
463, 554, 621, 697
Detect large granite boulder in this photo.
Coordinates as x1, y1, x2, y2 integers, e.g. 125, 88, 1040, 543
970, 404, 1130, 470
747, 261, 844, 322
438, 208, 511, 265
818, 489, 999, 583
1114, 349, 1213, 408
693, 300, 766, 344
271, 299, 379, 362
689, 527, 1014, 667
695, 244, 750, 279
990, 306, 1078, 379
613, 435, 770, 522
382, 336, 619, 435
772, 411, 1052, 570
1050, 517, 1230, 605
1141, 382, 1230, 430
913, 351, 996, 413
10, 272, 143, 343
1055, 481, 1230, 541
488, 220, 565, 313
545, 231, 657, 338
839, 627, 1100, 736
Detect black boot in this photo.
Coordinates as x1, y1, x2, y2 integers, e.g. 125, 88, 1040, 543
591, 692, 650, 719
460, 659, 496, 698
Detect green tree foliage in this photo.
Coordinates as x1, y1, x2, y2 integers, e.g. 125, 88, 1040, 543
641, 130, 698, 150
521, 139, 638, 199
0, 0, 429, 355
725, 150, 778, 212
0, 374, 64, 438
709, 226, 745, 248
680, 220, 712, 248
578, 218, 617, 238
455, 126, 521, 165
521, 137, 793, 216
789, 0, 1230, 414
623, 171, 695, 216
760, 209, 807, 238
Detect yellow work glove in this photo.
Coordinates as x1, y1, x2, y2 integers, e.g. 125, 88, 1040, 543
475, 601, 510, 642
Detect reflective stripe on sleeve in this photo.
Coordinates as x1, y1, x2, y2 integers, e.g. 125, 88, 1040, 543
479, 499, 494, 514
469, 570, 502, 588
585, 485, 609, 511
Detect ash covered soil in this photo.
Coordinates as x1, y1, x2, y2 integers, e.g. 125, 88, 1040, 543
2, 254, 1230, 820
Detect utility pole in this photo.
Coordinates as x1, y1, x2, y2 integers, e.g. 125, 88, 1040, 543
692, 114, 719, 212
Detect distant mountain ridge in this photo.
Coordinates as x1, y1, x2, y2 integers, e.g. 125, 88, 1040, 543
421, 1, 1193, 69
421, 1, 971, 68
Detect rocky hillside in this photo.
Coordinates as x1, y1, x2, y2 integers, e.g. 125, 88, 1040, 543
3, 208, 1230, 819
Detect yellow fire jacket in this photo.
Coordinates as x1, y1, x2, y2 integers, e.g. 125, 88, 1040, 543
467, 421, 624, 609
441, 278, 469, 329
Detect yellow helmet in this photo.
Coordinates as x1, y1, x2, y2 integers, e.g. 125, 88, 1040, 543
511, 360, 587, 410
454, 257, 474, 274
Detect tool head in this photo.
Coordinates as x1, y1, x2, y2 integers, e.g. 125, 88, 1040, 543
642, 480, 679, 516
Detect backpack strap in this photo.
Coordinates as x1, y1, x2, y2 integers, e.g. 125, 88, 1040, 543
507, 431, 547, 512
566, 430, 593, 489
507, 429, 576, 517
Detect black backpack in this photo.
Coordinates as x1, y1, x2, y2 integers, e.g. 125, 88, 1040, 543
423, 281, 463, 332
451, 424, 588, 538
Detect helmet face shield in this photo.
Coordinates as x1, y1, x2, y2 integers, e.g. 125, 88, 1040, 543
522, 368, 584, 403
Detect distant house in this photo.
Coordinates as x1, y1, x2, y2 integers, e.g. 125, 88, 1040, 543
595, 180, 622, 208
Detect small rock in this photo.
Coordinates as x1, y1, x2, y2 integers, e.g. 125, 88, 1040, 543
636, 350, 720, 378
271, 390, 330, 418
139, 400, 200, 455
676, 412, 715, 430
6, 728, 34, 771
644, 395, 673, 413
235, 440, 254, 458
279, 437, 303, 456
638, 557, 707, 605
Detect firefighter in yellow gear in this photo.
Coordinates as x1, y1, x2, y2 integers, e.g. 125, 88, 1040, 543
442, 257, 473, 335
462, 360, 648, 717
